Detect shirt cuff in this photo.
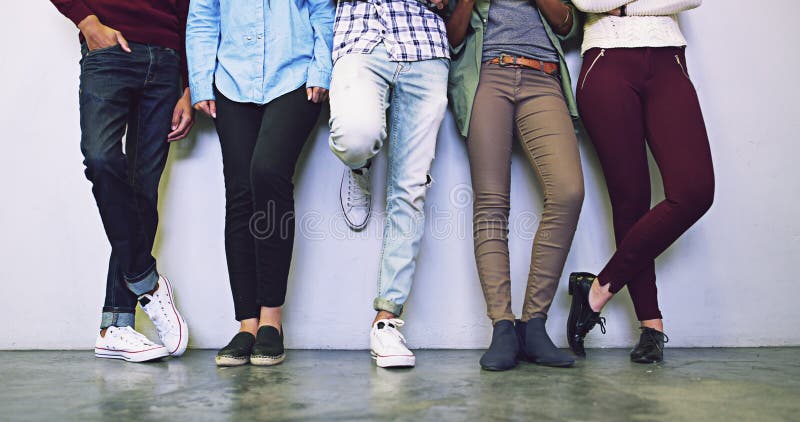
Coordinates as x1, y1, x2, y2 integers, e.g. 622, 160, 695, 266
189, 80, 215, 106
557, 5, 579, 41
307, 67, 331, 90
450, 40, 466, 56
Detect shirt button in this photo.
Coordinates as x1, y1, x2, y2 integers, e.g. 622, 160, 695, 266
257, 35, 263, 40
246, 36, 252, 40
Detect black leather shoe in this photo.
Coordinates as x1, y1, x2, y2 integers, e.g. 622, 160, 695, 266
480, 320, 519, 371
567, 272, 607, 357
215, 332, 255, 367
630, 327, 668, 363
517, 318, 575, 367
251, 325, 286, 366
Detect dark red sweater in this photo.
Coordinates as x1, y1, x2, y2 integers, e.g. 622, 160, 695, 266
51, 0, 190, 89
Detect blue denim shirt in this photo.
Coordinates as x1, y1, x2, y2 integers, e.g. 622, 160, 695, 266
186, 0, 335, 106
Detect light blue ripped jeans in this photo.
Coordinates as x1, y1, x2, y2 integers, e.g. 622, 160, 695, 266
329, 43, 449, 316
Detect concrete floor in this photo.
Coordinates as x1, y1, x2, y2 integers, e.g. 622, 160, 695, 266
1, 349, 798, 421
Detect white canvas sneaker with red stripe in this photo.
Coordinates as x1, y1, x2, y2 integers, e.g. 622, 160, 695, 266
340, 167, 372, 231
370, 319, 415, 368
139, 275, 189, 356
94, 326, 169, 362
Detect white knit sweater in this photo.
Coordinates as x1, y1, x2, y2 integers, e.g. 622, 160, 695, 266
572, 0, 702, 55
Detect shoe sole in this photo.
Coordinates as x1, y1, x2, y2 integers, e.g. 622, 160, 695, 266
160, 276, 190, 357
631, 357, 663, 364
339, 171, 371, 232
371, 351, 415, 368
480, 362, 517, 371
215, 355, 250, 367
517, 353, 576, 367
95, 348, 169, 363
533, 359, 575, 368
251, 353, 286, 366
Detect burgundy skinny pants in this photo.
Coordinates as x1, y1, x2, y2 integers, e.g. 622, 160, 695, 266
576, 47, 714, 321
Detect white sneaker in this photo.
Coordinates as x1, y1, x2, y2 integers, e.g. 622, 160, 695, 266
340, 166, 372, 231
139, 275, 189, 356
370, 318, 415, 368
94, 326, 169, 363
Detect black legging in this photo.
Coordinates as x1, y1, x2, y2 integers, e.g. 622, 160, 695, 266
214, 85, 321, 321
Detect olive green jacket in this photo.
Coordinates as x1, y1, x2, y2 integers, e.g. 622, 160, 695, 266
447, 0, 580, 137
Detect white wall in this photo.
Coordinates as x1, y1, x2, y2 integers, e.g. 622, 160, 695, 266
1, 1, 798, 350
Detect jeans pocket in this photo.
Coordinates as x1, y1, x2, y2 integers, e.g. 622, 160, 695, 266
80, 54, 126, 101
85, 44, 121, 57
162, 47, 179, 57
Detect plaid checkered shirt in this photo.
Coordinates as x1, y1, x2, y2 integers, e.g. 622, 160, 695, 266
333, 0, 450, 63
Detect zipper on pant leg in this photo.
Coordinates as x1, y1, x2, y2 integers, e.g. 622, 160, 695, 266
581, 49, 605, 90
675, 55, 690, 80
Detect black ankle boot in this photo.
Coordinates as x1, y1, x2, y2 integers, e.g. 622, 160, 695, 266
479, 320, 519, 371
630, 327, 668, 363
518, 318, 574, 367
566, 272, 607, 357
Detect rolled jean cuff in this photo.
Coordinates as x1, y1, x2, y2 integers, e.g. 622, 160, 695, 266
373, 297, 403, 316
125, 263, 159, 296
520, 312, 547, 322
492, 316, 517, 325
100, 311, 135, 329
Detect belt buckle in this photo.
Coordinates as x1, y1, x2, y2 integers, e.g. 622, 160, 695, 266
498, 53, 516, 67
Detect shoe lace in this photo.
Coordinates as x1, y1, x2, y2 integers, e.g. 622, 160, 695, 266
116, 326, 158, 348
346, 170, 370, 208
145, 286, 177, 336
378, 318, 407, 344
594, 316, 607, 334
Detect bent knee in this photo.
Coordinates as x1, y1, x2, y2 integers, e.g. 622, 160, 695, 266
329, 118, 383, 167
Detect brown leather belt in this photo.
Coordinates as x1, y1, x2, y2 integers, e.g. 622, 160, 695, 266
486, 53, 559, 75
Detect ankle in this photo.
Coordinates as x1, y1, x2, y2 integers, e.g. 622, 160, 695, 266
100, 328, 108, 338
373, 311, 397, 325
239, 319, 259, 336
588, 277, 611, 312
257, 322, 282, 335
239, 327, 258, 336
359, 160, 372, 171
640, 319, 664, 332
258, 306, 283, 334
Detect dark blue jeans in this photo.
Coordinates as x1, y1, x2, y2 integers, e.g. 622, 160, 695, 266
79, 42, 181, 329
